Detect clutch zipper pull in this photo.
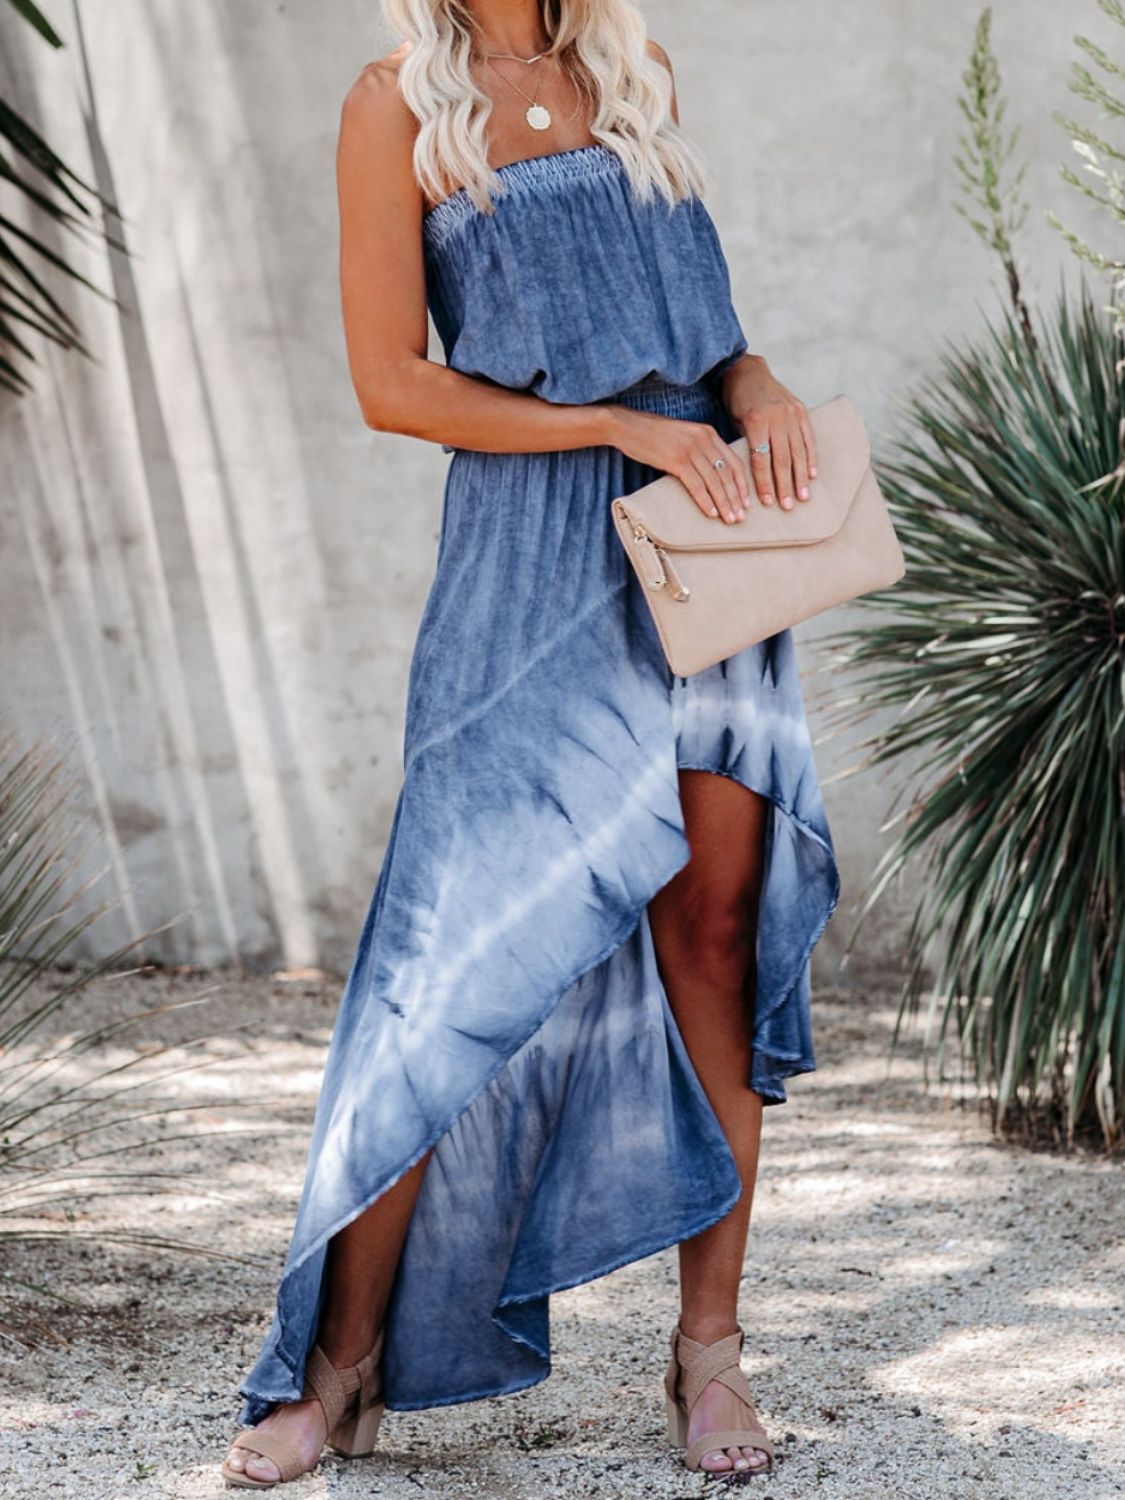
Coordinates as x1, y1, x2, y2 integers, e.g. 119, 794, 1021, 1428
631, 523, 667, 592
655, 546, 691, 602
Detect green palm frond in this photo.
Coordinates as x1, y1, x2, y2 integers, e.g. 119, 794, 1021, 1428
6, 0, 63, 47
0, 0, 118, 395
823, 283, 1125, 1151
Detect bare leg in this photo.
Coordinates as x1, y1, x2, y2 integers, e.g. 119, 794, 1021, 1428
648, 769, 770, 1474
226, 1150, 433, 1483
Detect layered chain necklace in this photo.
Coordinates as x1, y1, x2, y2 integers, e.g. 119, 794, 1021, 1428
480, 46, 554, 132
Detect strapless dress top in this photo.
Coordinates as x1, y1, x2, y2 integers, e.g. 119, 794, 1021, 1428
422, 143, 749, 406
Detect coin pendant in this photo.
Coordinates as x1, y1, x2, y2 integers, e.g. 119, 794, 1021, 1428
525, 104, 552, 131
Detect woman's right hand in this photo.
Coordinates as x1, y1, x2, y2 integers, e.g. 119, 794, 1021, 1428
605, 407, 752, 525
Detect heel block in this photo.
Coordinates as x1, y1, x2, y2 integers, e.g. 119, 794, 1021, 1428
328, 1400, 385, 1459
665, 1391, 688, 1447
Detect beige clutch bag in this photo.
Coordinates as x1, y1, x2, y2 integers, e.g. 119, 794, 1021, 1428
610, 394, 905, 677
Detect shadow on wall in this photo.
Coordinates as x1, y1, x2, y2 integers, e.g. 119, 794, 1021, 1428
3, 1, 435, 972
3, 1, 942, 981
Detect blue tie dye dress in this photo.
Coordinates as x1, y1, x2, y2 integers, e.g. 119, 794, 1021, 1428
238, 143, 839, 1420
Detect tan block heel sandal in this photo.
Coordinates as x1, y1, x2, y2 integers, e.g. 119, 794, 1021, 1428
222, 1330, 386, 1488
664, 1322, 775, 1474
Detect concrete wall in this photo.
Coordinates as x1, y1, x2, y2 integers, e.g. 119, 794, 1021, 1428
0, 0, 1113, 979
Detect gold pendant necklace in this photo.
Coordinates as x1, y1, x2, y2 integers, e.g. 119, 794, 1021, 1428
484, 53, 553, 132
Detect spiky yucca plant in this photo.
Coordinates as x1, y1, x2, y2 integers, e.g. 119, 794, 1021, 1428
826, 12, 1125, 1151
827, 287, 1124, 1150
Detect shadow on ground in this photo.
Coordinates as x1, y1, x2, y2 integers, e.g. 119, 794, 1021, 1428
0, 969, 1121, 1499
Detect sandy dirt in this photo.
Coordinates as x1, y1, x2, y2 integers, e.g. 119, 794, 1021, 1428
0, 965, 1121, 1500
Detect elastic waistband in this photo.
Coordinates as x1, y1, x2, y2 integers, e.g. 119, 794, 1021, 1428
607, 371, 720, 420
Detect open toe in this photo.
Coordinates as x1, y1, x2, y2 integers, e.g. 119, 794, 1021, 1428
663, 1323, 775, 1476
244, 1454, 281, 1484
222, 1432, 296, 1490
221, 1330, 385, 1489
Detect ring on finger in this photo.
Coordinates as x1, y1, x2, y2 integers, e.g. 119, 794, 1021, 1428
753, 441, 770, 455
713, 456, 726, 470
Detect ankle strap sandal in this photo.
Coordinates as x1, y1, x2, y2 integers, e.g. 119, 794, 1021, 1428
222, 1329, 386, 1489
664, 1322, 775, 1473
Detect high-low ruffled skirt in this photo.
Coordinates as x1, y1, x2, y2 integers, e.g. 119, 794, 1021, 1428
238, 370, 839, 1420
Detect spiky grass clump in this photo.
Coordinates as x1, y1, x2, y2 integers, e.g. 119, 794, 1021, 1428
0, 730, 257, 1327
826, 285, 1125, 1151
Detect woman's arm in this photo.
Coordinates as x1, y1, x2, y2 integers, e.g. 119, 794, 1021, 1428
337, 58, 616, 455
337, 53, 752, 524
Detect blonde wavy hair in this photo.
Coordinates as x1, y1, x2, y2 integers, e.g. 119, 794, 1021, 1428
380, 0, 712, 214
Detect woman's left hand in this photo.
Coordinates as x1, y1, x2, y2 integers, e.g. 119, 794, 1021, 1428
721, 354, 818, 511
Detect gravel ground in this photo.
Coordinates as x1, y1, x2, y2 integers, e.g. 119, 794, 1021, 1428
0, 965, 1122, 1500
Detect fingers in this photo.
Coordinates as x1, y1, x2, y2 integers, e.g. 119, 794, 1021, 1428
770, 424, 794, 509
745, 413, 774, 506
798, 403, 819, 481
676, 461, 719, 520
789, 408, 811, 503
690, 446, 744, 523
719, 432, 752, 508
743, 400, 817, 509
678, 424, 749, 523
701, 449, 742, 520
668, 411, 819, 525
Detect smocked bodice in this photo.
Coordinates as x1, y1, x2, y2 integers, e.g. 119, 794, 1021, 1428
422, 143, 748, 406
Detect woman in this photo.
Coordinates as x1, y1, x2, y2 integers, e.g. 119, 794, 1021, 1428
223, 0, 839, 1487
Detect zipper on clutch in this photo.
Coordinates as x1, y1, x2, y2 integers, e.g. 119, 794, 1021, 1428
655, 546, 691, 602
630, 523, 691, 602
631, 523, 667, 591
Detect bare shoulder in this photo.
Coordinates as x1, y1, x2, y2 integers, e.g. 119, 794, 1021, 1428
644, 38, 675, 76
337, 43, 423, 218
339, 43, 416, 145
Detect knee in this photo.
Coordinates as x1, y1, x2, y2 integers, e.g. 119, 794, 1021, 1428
656, 886, 756, 996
